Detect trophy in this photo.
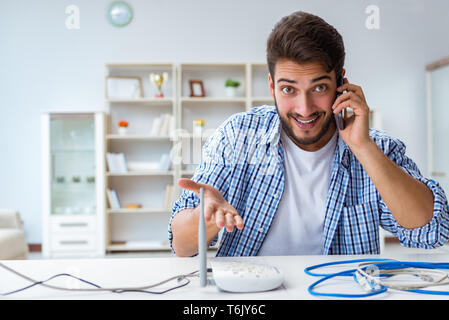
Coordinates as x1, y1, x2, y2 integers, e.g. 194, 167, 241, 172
149, 72, 168, 98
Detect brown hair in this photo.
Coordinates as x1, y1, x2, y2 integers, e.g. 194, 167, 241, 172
266, 11, 345, 81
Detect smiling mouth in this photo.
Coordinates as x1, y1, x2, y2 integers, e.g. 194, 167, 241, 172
295, 116, 319, 124
291, 113, 321, 126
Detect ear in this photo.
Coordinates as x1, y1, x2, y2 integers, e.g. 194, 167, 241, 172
341, 68, 346, 77
268, 73, 275, 99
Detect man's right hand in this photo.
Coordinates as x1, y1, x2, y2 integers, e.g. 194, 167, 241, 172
178, 178, 244, 232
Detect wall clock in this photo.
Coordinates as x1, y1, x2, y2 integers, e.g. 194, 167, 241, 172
107, 1, 133, 27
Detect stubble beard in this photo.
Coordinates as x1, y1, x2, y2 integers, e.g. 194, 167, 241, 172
274, 95, 334, 147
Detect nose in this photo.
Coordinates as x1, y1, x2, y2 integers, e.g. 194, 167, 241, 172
292, 93, 316, 118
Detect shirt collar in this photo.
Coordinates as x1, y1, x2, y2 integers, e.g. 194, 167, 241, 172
261, 111, 281, 146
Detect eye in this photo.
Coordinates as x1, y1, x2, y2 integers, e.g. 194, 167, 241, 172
281, 86, 294, 94
314, 84, 327, 93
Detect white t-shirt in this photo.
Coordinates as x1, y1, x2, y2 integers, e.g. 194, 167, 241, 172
257, 128, 338, 256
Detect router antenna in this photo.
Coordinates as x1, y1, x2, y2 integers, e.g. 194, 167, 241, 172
199, 187, 207, 287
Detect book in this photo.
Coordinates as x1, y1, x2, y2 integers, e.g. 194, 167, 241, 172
117, 153, 128, 173
127, 161, 158, 171
106, 153, 116, 172
159, 114, 171, 136
110, 189, 121, 209
164, 184, 174, 209
106, 152, 128, 173
158, 153, 172, 171
150, 117, 162, 136
106, 189, 114, 209
106, 189, 121, 209
150, 114, 173, 136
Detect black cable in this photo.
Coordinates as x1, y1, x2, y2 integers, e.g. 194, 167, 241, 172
111, 277, 191, 295
1, 272, 103, 296
0, 262, 198, 296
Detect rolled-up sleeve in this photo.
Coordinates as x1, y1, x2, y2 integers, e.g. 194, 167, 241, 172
378, 136, 449, 249
168, 123, 234, 254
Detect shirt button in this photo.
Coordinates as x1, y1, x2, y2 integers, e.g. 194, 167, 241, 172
258, 227, 264, 233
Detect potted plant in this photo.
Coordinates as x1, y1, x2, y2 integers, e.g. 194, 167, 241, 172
225, 79, 241, 98
118, 120, 129, 135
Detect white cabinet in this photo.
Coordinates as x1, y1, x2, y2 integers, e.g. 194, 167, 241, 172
425, 57, 449, 252
427, 58, 449, 194
41, 111, 105, 258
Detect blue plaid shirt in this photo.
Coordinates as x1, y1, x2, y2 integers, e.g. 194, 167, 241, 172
169, 105, 449, 256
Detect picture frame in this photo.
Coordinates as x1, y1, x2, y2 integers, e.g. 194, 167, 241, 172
189, 80, 205, 97
106, 76, 143, 99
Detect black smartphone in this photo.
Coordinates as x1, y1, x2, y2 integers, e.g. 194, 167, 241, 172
335, 75, 345, 130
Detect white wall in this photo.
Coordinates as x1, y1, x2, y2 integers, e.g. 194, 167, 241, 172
1, 0, 449, 243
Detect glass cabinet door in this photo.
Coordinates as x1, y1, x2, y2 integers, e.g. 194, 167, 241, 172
50, 114, 96, 215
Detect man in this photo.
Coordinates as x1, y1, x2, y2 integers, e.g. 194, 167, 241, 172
169, 11, 449, 257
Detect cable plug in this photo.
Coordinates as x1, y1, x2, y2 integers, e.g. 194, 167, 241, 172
354, 271, 381, 292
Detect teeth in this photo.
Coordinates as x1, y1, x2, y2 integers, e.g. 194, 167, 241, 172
296, 116, 318, 124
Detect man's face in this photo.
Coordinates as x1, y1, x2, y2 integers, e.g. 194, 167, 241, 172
269, 59, 338, 151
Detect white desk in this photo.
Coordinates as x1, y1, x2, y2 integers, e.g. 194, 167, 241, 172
1, 253, 449, 300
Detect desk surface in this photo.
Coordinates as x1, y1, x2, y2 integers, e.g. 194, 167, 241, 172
1, 253, 449, 300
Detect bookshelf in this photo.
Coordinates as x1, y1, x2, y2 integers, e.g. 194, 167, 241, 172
104, 63, 176, 252
103, 62, 273, 252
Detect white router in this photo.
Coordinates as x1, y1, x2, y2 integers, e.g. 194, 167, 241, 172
198, 188, 284, 293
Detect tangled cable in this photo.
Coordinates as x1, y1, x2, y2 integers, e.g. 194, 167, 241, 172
305, 258, 449, 298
